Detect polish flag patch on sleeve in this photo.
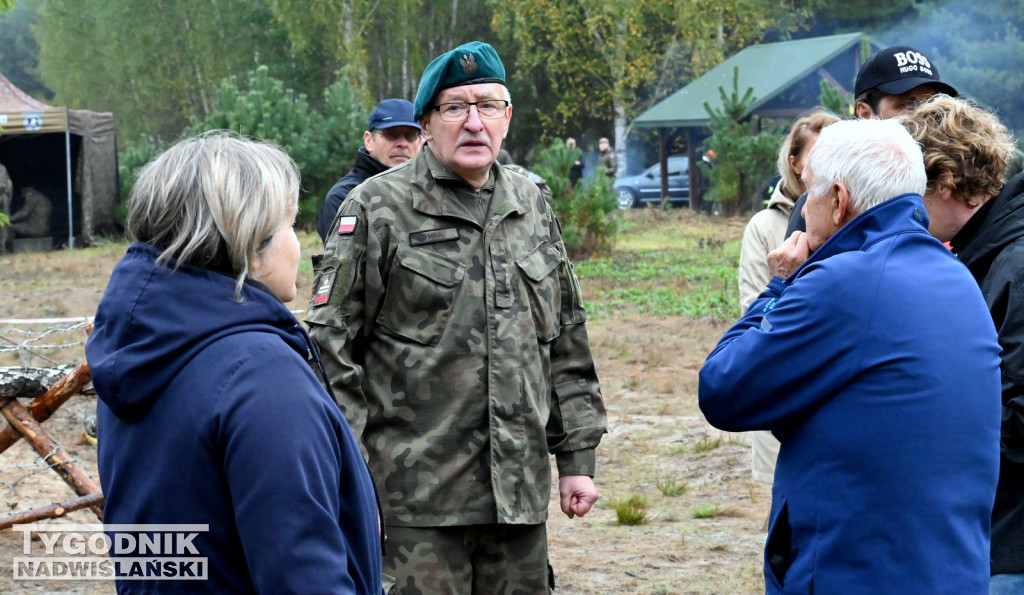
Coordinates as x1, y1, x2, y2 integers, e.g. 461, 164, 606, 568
336, 216, 358, 235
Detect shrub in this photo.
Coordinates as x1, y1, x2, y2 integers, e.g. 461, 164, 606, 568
702, 67, 782, 215
187, 66, 365, 228
533, 139, 618, 259
116, 136, 162, 225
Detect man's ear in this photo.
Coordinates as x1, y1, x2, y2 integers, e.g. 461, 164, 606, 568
936, 170, 955, 202
833, 182, 853, 226
420, 117, 433, 142
363, 130, 374, 151
854, 101, 875, 120
501, 105, 513, 139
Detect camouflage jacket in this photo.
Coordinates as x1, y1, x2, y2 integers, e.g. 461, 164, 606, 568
598, 148, 617, 177
306, 148, 607, 527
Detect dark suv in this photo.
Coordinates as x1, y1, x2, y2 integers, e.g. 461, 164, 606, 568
614, 155, 690, 209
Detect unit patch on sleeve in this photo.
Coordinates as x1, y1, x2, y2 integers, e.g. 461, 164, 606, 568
336, 216, 358, 235
311, 271, 336, 307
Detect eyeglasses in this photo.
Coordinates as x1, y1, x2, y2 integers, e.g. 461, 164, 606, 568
431, 100, 510, 122
373, 128, 422, 143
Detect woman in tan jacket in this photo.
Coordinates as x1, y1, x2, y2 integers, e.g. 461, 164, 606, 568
738, 109, 839, 484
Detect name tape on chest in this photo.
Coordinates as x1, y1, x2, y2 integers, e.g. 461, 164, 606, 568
409, 227, 459, 246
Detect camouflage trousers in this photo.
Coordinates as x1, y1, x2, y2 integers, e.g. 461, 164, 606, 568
384, 523, 552, 595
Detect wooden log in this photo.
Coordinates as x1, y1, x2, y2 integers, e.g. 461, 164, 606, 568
0, 492, 105, 530
0, 362, 93, 455
0, 365, 95, 399
0, 399, 103, 520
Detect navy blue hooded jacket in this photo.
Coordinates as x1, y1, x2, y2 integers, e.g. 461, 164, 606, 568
86, 243, 383, 594
700, 194, 1001, 593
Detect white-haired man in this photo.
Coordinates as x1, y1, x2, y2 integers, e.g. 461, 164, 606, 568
700, 119, 1001, 592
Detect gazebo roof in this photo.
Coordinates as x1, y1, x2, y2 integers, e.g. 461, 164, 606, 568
634, 33, 875, 129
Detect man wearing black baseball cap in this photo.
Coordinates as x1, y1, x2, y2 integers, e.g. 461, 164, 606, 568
316, 98, 423, 241
853, 46, 958, 119
785, 46, 957, 238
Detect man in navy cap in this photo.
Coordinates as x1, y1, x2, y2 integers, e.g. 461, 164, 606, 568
307, 41, 607, 593
315, 98, 423, 241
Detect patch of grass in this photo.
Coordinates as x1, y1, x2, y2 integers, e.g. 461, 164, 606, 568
693, 504, 722, 519
655, 477, 689, 497
578, 253, 740, 320
692, 435, 724, 452
609, 494, 649, 525
647, 582, 682, 595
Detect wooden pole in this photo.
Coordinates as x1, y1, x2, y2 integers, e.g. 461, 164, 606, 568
0, 361, 92, 455
0, 492, 104, 530
0, 399, 103, 520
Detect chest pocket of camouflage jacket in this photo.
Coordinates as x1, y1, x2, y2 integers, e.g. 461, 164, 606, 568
377, 244, 465, 346
515, 242, 563, 343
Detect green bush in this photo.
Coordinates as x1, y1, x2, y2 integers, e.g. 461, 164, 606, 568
116, 136, 162, 225
702, 67, 782, 215
187, 66, 366, 228
533, 139, 618, 259
321, 69, 370, 172
118, 67, 367, 230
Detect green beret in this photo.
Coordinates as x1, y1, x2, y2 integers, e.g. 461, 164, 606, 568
413, 41, 506, 120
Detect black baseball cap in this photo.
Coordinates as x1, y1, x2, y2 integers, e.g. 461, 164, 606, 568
854, 46, 958, 98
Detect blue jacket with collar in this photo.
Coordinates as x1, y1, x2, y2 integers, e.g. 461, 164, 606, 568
700, 194, 1001, 593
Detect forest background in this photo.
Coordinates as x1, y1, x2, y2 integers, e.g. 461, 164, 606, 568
0, 0, 1022, 229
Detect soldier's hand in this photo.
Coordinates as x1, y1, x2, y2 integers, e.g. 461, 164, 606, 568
767, 230, 811, 279
559, 475, 600, 519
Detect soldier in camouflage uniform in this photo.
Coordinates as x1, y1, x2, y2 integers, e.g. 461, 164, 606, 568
306, 41, 607, 594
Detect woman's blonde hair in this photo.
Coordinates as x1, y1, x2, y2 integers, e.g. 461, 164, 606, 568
900, 95, 1014, 207
778, 110, 841, 200
126, 131, 300, 297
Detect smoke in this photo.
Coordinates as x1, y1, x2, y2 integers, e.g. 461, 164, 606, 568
873, 0, 1024, 133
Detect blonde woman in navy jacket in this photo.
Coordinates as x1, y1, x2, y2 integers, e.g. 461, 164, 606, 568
87, 132, 383, 594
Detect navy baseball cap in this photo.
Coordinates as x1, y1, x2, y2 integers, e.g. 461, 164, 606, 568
854, 46, 958, 98
368, 99, 420, 131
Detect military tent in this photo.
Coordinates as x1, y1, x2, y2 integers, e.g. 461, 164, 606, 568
0, 73, 118, 249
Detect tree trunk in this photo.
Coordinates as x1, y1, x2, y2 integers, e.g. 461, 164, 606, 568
0, 362, 93, 454
613, 102, 627, 177
0, 365, 92, 400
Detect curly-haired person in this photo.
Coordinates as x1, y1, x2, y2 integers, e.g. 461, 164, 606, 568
902, 94, 1023, 593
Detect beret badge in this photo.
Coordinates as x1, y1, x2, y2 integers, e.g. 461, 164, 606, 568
460, 54, 478, 75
